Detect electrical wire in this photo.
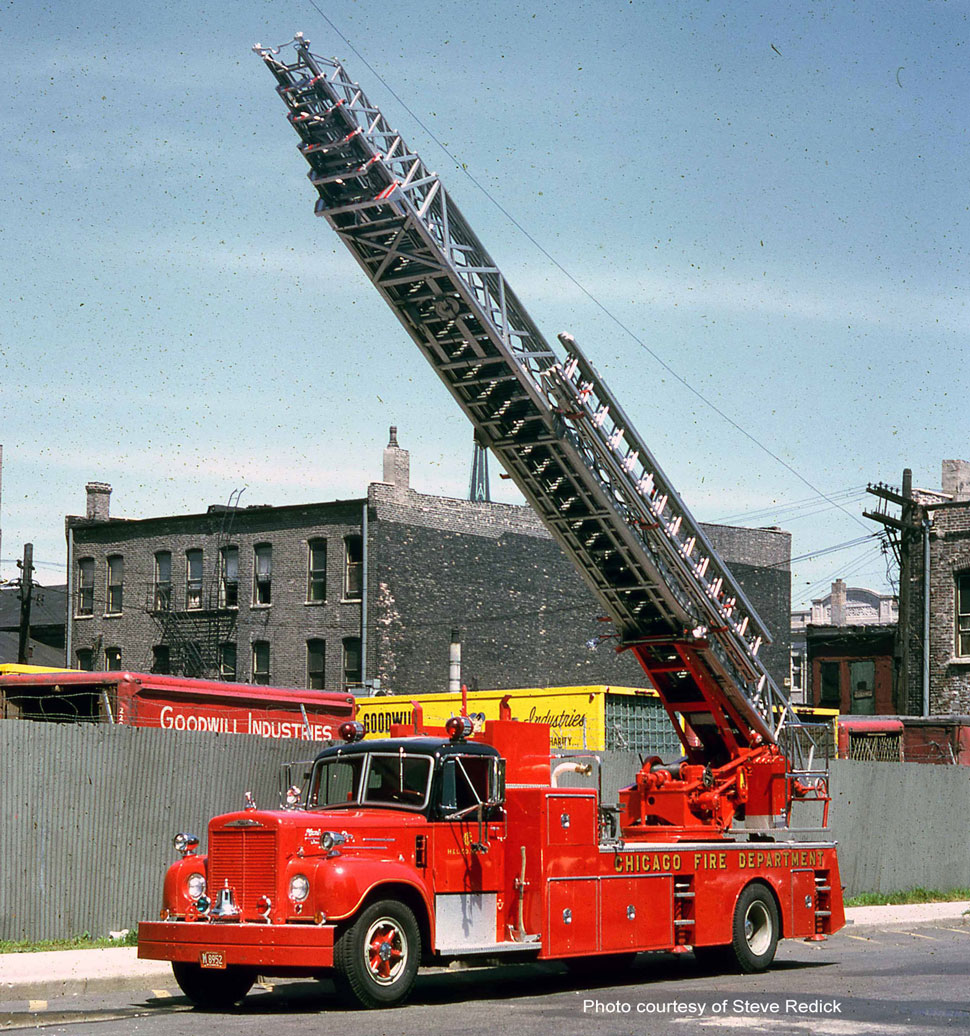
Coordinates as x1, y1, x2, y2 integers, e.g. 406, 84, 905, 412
301, 1, 872, 534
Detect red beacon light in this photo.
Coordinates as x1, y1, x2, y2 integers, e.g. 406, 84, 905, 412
445, 715, 474, 741
339, 720, 366, 743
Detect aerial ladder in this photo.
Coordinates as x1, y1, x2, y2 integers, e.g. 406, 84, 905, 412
255, 35, 829, 840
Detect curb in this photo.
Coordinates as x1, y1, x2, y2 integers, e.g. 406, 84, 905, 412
842, 901, 970, 933
0, 948, 174, 1003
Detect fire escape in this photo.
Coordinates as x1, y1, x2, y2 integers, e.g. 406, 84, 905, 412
145, 491, 244, 679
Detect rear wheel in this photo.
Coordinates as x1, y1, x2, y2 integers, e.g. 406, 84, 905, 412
334, 899, 421, 1008
172, 961, 256, 1009
731, 883, 779, 973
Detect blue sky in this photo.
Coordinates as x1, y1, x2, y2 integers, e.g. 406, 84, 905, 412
1, 0, 967, 613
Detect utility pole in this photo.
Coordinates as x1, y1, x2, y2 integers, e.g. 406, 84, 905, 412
17, 542, 34, 664
864, 471, 919, 713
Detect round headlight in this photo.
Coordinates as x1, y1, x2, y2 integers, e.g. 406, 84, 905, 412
173, 833, 199, 856
289, 874, 310, 902
187, 873, 206, 900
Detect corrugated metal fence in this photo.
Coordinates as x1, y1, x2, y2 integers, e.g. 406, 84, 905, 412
2, 727, 969, 940
0, 724, 329, 942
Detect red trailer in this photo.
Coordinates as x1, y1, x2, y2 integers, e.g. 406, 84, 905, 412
0, 670, 355, 743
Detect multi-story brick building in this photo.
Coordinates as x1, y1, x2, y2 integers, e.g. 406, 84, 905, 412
66, 430, 792, 696
895, 459, 970, 714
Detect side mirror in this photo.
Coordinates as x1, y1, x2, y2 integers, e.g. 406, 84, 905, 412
489, 758, 506, 807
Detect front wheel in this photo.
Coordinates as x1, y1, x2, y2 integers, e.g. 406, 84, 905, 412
334, 899, 421, 1008
731, 883, 780, 973
172, 961, 256, 1009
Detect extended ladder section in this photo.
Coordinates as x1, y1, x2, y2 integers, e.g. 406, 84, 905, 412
255, 36, 816, 770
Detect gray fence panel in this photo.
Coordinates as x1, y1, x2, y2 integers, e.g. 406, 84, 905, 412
825, 759, 970, 896
0, 724, 328, 942
4, 727, 970, 940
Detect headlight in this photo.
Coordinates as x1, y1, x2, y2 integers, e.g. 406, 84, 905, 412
289, 874, 310, 902
173, 833, 199, 856
186, 873, 206, 899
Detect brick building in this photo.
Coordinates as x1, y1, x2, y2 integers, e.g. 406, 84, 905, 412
66, 431, 792, 696
895, 460, 970, 714
792, 580, 897, 712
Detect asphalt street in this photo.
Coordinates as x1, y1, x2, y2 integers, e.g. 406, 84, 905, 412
2, 922, 968, 1036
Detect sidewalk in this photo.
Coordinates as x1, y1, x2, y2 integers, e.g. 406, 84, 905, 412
1, 902, 968, 1002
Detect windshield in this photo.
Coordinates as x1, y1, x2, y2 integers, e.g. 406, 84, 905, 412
307, 750, 433, 811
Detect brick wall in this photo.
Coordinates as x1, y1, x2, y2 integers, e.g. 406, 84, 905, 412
68, 500, 365, 691
368, 486, 791, 694
908, 504, 970, 713
67, 486, 790, 698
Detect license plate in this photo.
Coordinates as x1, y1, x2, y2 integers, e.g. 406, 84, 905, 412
199, 950, 226, 969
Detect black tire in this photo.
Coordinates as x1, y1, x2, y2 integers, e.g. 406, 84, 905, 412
730, 883, 779, 973
334, 899, 421, 1009
172, 961, 256, 1009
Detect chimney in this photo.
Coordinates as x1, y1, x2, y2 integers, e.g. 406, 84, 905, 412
382, 426, 410, 492
942, 460, 970, 502
830, 579, 847, 626
85, 482, 112, 521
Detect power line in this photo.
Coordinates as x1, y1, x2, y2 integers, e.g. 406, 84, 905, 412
300, 2, 872, 536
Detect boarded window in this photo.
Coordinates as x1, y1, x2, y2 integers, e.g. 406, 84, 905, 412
819, 661, 840, 707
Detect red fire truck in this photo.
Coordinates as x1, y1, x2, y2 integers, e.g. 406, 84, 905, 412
138, 36, 845, 1009
0, 670, 355, 742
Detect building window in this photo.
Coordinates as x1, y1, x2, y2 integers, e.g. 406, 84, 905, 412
106, 555, 124, 614
254, 544, 272, 606
220, 546, 239, 609
152, 645, 171, 674
184, 641, 204, 679
958, 573, 970, 657
154, 551, 172, 611
105, 647, 122, 671
76, 648, 93, 671
253, 640, 270, 685
819, 660, 840, 707
219, 642, 237, 682
186, 549, 203, 610
344, 536, 362, 600
342, 636, 362, 691
307, 639, 326, 689
307, 539, 327, 602
76, 557, 95, 616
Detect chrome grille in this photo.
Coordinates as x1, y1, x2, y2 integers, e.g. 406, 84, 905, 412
209, 829, 277, 912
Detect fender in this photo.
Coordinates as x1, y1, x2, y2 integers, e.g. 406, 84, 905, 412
162, 854, 209, 914
310, 855, 435, 930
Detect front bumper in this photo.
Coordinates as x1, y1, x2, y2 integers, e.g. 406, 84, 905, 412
138, 920, 335, 970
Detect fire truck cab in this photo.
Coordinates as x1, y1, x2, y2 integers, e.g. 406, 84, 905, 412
139, 714, 843, 1009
